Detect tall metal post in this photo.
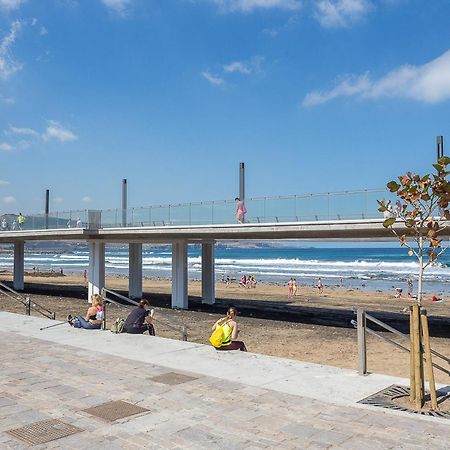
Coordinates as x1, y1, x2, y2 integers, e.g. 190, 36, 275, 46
239, 162, 245, 202
436, 136, 444, 160
122, 179, 127, 227
45, 189, 49, 229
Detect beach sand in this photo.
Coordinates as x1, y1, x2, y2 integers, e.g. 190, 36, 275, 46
1, 272, 449, 384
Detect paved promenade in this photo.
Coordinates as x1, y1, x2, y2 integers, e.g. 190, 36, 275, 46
0, 312, 449, 449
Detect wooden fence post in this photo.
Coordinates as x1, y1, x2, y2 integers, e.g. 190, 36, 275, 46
409, 306, 415, 402
412, 304, 424, 409
421, 309, 438, 410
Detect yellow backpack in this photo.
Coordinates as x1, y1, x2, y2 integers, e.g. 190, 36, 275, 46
209, 325, 225, 348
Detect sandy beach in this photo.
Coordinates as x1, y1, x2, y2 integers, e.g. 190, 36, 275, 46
1, 271, 449, 384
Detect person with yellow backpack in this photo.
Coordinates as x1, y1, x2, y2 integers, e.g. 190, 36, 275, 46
209, 306, 247, 351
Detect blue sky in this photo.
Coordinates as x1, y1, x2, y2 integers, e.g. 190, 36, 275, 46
1, 0, 450, 213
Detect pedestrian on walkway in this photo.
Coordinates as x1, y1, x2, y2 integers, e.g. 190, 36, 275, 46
210, 306, 247, 351
17, 213, 25, 230
1, 218, 7, 231
235, 197, 247, 224
123, 299, 156, 335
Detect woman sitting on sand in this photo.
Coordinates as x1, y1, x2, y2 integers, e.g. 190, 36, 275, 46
211, 306, 247, 351
68, 293, 103, 329
123, 299, 155, 335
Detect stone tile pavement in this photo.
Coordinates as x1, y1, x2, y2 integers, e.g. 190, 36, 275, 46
0, 325, 449, 448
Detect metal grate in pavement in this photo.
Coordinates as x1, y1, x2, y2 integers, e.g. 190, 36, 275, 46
150, 371, 198, 385
358, 384, 450, 418
82, 400, 150, 422
7, 419, 82, 445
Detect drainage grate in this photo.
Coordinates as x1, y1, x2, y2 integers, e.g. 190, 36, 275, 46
7, 419, 82, 445
358, 384, 450, 418
83, 400, 150, 422
150, 372, 198, 385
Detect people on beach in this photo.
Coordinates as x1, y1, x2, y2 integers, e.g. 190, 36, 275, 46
240, 274, 247, 287
235, 197, 247, 224
407, 278, 413, 298
316, 277, 323, 294
68, 293, 104, 329
394, 287, 403, 298
83, 269, 87, 282
287, 278, 293, 298
292, 278, 297, 296
17, 213, 25, 230
123, 299, 155, 335
210, 306, 247, 351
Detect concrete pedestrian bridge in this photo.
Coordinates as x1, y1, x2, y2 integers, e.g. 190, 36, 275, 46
1, 188, 449, 308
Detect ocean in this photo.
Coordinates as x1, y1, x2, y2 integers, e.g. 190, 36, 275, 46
0, 243, 449, 295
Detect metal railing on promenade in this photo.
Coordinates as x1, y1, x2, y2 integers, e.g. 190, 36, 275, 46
1, 188, 398, 231
352, 308, 450, 377
101, 288, 189, 341
0, 281, 55, 320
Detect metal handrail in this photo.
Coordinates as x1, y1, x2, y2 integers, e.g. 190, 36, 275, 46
0, 281, 55, 320
352, 308, 450, 376
101, 288, 189, 341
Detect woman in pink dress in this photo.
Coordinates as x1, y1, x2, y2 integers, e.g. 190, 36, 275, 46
235, 197, 246, 224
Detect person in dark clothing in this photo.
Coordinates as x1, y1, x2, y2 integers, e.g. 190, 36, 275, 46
123, 299, 155, 335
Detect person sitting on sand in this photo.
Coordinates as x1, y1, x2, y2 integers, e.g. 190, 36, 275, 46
123, 299, 155, 335
68, 293, 103, 329
211, 306, 247, 351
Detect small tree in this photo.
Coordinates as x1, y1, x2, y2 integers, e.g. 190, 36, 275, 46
378, 156, 449, 410
377, 156, 450, 305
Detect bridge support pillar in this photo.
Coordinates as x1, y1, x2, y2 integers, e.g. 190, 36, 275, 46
88, 241, 105, 302
201, 241, 215, 305
129, 243, 142, 299
13, 241, 24, 291
171, 240, 188, 309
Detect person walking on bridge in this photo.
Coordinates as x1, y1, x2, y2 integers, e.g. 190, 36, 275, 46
235, 197, 247, 224
17, 213, 25, 230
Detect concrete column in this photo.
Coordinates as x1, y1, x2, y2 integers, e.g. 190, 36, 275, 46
129, 242, 142, 299
171, 240, 188, 309
88, 241, 105, 302
201, 241, 215, 304
13, 241, 25, 291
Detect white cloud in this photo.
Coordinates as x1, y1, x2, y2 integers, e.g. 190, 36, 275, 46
223, 56, 263, 74
0, 0, 25, 11
0, 142, 13, 151
224, 61, 252, 75
0, 179, 10, 185
302, 49, 450, 107
2, 195, 16, 204
8, 125, 40, 137
201, 71, 225, 86
209, 0, 302, 13
0, 20, 23, 80
314, 0, 373, 28
101, 0, 132, 16
39, 26, 48, 36
81, 196, 92, 203
42, 120, 77, 142
54, 196, 64, 203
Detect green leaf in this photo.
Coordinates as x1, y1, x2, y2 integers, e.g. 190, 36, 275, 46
383, 217, 396, 228
438, 155, 450, 166
433, 163, 443, 172
387, 181, 400, 192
